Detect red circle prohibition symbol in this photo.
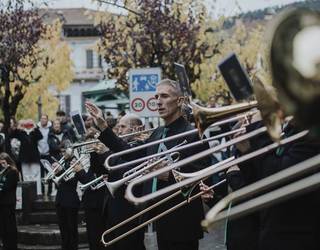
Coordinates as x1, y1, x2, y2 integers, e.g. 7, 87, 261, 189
147, 97, 158, 112
131, 98, 145, 112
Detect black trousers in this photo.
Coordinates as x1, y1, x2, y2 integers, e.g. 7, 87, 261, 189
0, 205, 17, 250
157, 238, 199, 250
85, 208, 105, 250
56, 206, 79, 250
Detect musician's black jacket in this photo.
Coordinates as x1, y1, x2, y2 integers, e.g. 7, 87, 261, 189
55, 161, 82, 208
99, 116, 211, 242
235, 121, 320, 250
77, 152, 108, 211
0, 168, 19, 206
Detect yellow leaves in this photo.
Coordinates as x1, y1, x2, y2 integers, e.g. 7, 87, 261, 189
16, 20, 73, 120
136, 43, 142, 55
193, 19, 268, 102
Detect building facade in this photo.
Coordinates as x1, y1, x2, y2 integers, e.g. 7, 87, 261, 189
41, 8, 129, 116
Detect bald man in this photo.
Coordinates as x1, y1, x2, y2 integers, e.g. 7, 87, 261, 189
117, 113, 143, 138
102, 113, 146, 250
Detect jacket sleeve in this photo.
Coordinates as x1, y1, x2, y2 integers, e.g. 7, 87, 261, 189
98, 127, 147, 161
0, 169, 19, 195
31, 127, 43, 142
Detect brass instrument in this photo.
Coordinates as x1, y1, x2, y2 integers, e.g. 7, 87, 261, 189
125, 128, 308, 204
104, 113, 254, 172
269, 8, 320, 129
202, 154, 320, 229
106, 151, 181, 197
191, 101, 257, 136
41, 159, 61, 183
172, 156, 235, 182
79, 174, 108, 192
201, 7, 320, 229
52, 155, 90, 185
101, 179, 226, 247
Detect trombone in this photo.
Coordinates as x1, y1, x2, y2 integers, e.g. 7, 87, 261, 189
106, 151, 181, 197
101, 179, 227, 247
100, 157, 234, 247
201, 154, 320, 229
104, 113, 254, 172
125, 129, 308, 204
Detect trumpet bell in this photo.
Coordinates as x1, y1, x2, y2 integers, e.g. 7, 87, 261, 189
269, 8, 320, 129
191, 101, 258, 136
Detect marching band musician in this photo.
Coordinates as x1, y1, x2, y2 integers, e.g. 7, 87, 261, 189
234, 116, 320, 250
76, 126, 109, 250
102, 113, 146, 250
213, 109, 320, 250
49, 119, 81, 250
0, 152, 20, 250
86, 79, 211, 250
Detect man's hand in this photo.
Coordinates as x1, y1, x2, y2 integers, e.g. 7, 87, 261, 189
85, 102, 108, 131
148, 159, 170, 181
199, 181, 214, 202
71, 159, 83, 173
91, 142, 109, 154
52, 162, 63, 174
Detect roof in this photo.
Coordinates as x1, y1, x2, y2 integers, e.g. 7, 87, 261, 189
39, 8, 98, 26
83, 79, 117, 94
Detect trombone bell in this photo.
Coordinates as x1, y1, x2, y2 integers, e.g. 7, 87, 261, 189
191, 101, 258, 136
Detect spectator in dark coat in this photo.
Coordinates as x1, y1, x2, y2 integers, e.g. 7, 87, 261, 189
9, 119, 43, 195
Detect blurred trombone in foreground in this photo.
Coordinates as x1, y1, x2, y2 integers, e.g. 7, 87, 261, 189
201, 154, 320, 229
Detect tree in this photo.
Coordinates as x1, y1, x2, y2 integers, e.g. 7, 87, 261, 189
0, 0, 44, 138
16, 20, 74, 120
193, 19, 266, 103
97, 0, 215, 90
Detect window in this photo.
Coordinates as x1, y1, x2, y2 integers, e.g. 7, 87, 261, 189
86, 50, 93, 69
98, 55, 103, 68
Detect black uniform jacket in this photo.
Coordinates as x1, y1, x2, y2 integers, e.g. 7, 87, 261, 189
77, 151, 108, 211
99, 116, 211, 241
55, 161, 82, 208
236, 121, 320, 250
0, 168, 19, 206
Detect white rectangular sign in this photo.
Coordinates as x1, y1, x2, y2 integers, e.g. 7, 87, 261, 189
129, 67, 161, 117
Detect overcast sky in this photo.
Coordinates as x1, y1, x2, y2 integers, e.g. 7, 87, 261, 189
43, 0, 305, 16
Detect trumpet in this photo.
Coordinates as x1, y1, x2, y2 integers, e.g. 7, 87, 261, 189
52, 155, 89, 185
41, 159, 61, 183
106, 151, 181, 197
101, 179, 226, 247
79, 174, 108, 192
66, 139, 101, 155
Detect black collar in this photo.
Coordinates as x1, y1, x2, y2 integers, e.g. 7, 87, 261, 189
164, 116, 186, 131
